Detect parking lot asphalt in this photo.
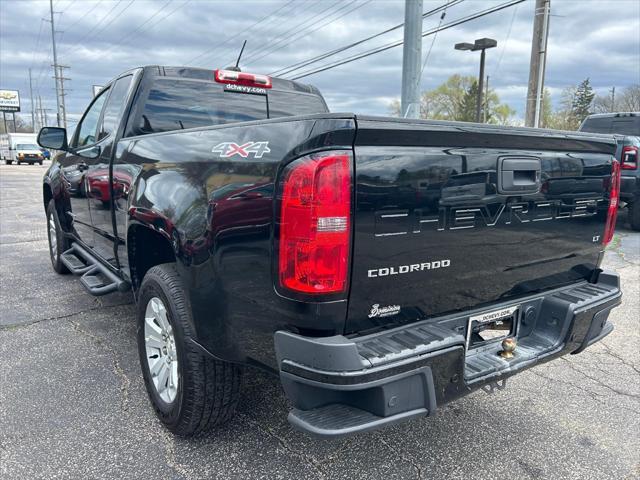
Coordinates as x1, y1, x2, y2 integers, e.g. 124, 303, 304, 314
0, 162, 638, 480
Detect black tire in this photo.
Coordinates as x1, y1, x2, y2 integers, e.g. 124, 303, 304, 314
137, 264, 242, 436
629, 201, 640, 231
46, 200, 70, 274
6, 161, 12, 165
39, 161, 43, 166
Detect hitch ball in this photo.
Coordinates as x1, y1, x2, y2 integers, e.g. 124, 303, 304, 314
499, 337, 517, 359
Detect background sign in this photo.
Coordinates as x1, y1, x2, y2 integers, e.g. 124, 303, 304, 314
0, 90, 20, 112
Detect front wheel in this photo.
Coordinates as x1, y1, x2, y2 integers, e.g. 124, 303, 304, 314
6, 160, 12, 165
46, 200, 69, 274
137, 264, 243, 436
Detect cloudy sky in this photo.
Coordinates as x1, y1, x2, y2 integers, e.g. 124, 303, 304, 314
1, 0, 639, 127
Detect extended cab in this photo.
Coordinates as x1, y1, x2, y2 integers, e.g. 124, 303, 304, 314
39, 66, 622, 438
580, 112, 640, 230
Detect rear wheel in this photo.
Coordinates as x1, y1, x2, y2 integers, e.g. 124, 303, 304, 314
46, 200, 69, 274
629, 201, 640, 231
138, 264, 243, 436
6, 161, 12, 165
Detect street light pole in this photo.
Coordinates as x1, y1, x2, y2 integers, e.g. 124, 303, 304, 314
477, 49, 486, 123
455, 38, 497, 123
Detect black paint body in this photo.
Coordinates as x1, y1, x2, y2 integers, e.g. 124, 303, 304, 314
43, 66, 619, 375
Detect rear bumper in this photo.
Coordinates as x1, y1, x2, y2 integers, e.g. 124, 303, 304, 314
275, 272, 621, 438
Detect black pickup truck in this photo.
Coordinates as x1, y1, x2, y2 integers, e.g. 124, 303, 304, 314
39, 66, 622, 438
580, 112, 640, 230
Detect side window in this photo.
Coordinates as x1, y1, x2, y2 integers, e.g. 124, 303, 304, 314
75, 88, 109, 147
98, 75, 133, 141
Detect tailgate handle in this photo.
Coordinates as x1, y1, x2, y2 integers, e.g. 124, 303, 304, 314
498, 157, 541, 194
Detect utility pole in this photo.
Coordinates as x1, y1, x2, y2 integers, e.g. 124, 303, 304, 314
54, 65, 71, 129
525, 0, 550, 127
29, 68, 36, 132
38, 95, 48, 127
610, 86, 615, 112
484, 75, 489, 123
401, 0, 423, 119
48, 0, 63, 127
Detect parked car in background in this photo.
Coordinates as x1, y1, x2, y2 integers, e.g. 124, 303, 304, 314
0, 132, 44, 165
40, 148, 51, 160
580, 112, 640, 230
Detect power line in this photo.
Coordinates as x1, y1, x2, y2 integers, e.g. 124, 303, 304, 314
61, 0, 104, 32
60, 0, 127, 56
102, 0, 173, 54
81, 0, 136, 46
29, 19, 46, 69
241, 0, 363, 66
289, 0, 526, 81
185, 0, 298, 66
247, 0, 377, 68
271, 0, 461, 77
493, 3, 519, 76
418, 3, 450, 81
58, 0, 79, 16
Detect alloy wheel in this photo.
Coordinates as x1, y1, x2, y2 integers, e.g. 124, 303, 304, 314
144, 297, 179, 403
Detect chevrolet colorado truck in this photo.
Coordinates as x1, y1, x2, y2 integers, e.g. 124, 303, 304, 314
38, 66, 622, 438
580, 112, 640, 230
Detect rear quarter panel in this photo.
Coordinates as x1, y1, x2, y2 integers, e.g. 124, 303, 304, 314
113, 116, 355, 367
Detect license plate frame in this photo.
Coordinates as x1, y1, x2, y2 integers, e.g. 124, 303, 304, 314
466, 305, 519, 351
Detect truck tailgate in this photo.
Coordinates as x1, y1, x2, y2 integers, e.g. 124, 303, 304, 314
346, 117, 617, 334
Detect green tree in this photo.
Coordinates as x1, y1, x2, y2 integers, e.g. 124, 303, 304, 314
459, 80, 479, 122
571, 78, 595, 125
540, 88, 554, 128
389, 74, 515, 124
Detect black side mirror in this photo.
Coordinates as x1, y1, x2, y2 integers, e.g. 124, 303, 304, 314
37, 127, 68, 151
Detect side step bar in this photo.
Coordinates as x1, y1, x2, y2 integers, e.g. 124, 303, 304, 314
61, 243, 129, 296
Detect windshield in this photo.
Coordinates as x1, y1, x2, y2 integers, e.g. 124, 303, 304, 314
16, 144, 40, 150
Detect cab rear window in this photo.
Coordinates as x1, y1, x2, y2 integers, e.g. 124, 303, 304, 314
133, 78, 328, 135
581, 116, 640, 136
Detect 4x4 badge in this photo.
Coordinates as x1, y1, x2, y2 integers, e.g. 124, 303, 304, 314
212, 141, 271, 158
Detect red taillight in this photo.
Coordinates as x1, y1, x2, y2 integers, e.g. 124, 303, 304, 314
621, 145, 638, 170
603, 159, 621, 246
278, 151, 352, 295
214, 69, 272, 88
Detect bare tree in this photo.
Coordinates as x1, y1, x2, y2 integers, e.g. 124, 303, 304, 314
593, 84, 640, 114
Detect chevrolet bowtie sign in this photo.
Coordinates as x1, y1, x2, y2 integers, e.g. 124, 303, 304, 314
0, 90, 20, 113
